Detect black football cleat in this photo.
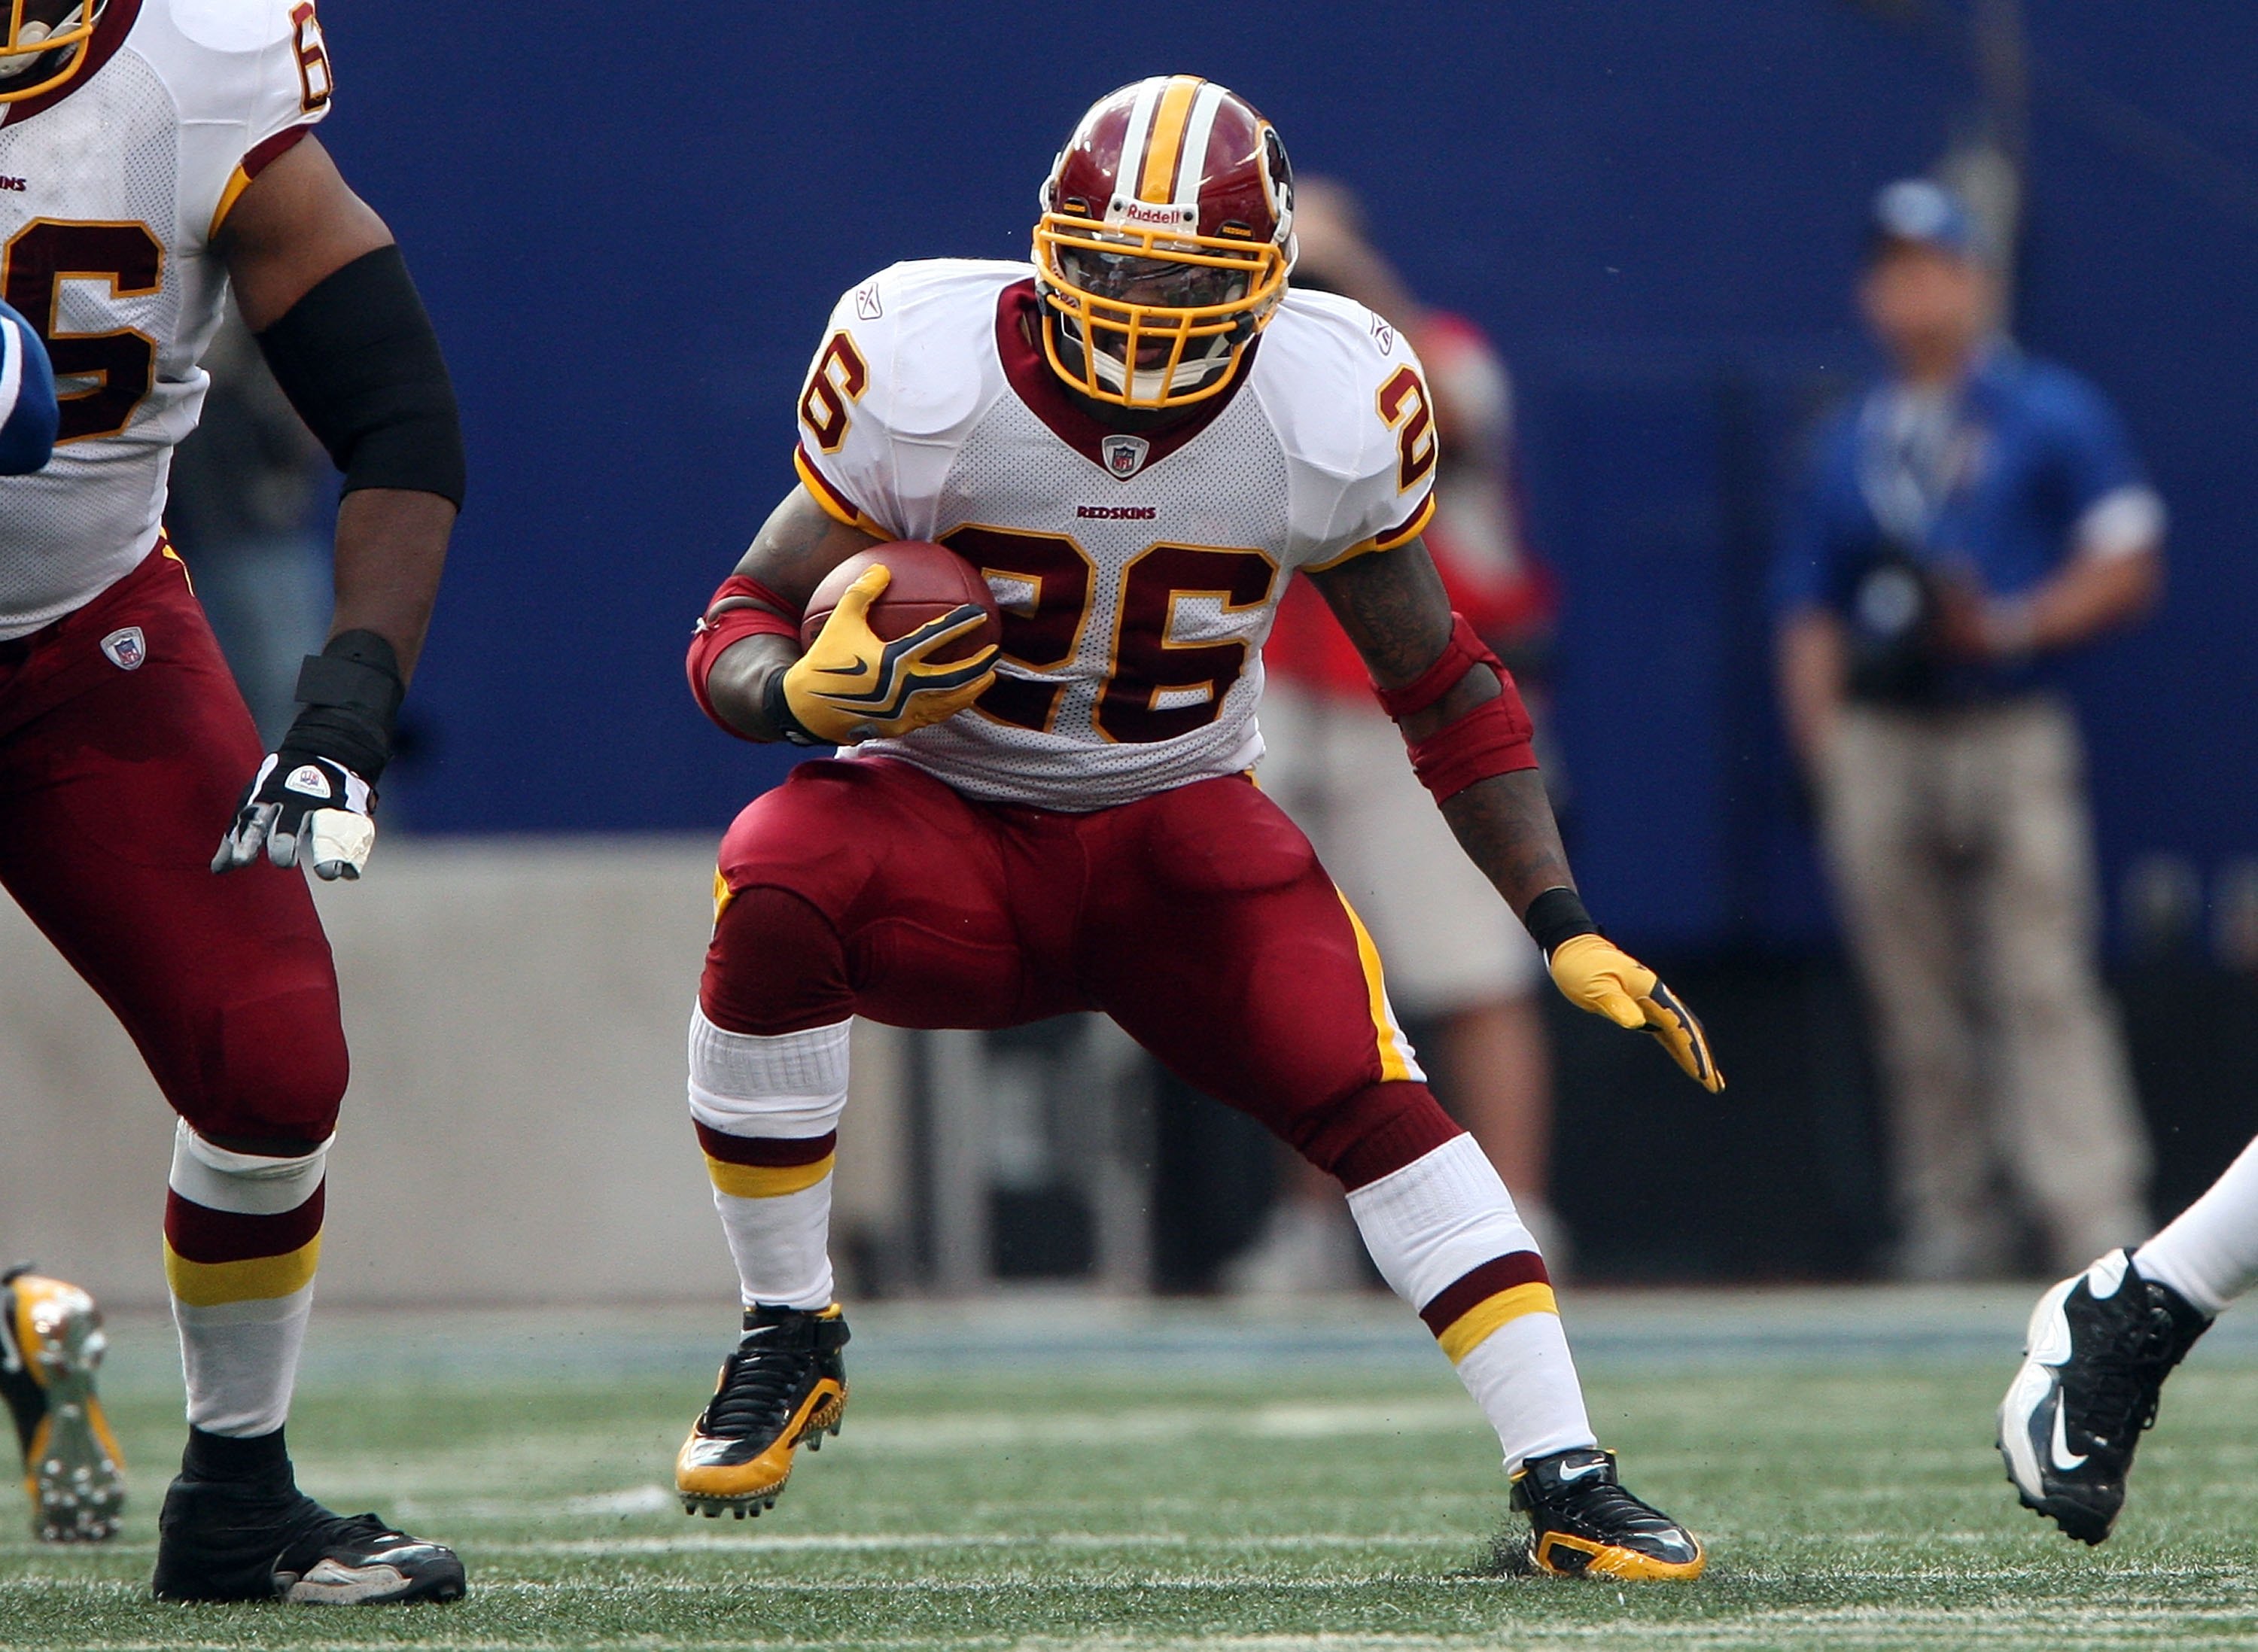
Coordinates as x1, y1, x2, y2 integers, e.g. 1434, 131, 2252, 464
1509, 1447, 1705, 1581
1998, 1247, 2212, 1544
153, 1459, 465, 1604
676, 1303, 848, 1518
2, 1264, 126, 1542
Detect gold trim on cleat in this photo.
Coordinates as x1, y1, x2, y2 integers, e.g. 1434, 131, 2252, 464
674, 1378, 846, 1516
1532, 1529, 1706, 1582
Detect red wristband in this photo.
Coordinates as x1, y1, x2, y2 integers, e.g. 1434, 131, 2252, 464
1374, 613, 1500, 720
1403, 680, 1537, 803
687, 576, 800, 738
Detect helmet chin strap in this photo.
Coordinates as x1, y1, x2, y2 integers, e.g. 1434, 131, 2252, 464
0, 4, 86, 79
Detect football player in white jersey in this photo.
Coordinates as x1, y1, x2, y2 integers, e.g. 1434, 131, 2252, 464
0, 0, 464, 1603
677, 78, 1724, 1581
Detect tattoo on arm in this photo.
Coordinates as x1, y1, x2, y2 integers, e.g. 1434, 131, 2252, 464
1306, 537, 1575, 919
705, 485, 881, 740
1307, 537, 1453, 687
1308, 537, 1499, 735
1441, 770, 1576, 919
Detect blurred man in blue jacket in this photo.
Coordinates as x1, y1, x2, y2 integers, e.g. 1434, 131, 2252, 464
1773, 180, 2162, 1279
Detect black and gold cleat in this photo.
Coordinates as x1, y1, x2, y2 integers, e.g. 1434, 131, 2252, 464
676, 1304, 848, 1519
1510, 1447, 1705, 1581
2, 1264, 126, 1543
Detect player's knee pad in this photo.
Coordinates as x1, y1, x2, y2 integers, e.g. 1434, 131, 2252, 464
168, 1121, 331, 1215
190, 984, 348, 1143
701, 884, 854, 1036
687, 1003, 850, 1142
1288, 1079, 1464, 1191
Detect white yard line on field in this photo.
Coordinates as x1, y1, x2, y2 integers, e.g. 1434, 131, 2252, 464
470, 1530, 1470, 1556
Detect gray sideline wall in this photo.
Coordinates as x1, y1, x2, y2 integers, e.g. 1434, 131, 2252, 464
0, 839, 908, 1307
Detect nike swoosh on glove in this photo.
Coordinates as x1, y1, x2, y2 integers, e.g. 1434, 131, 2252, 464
1547, 932, 1724, 1093
211, 753, 378, 882
778, 565, 997, 744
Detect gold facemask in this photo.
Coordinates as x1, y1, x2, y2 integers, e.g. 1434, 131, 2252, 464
0, 0, 103, 105
1033, 213, 1288, 410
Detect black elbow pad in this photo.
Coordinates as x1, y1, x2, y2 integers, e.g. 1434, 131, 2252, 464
254, 243, 466, 508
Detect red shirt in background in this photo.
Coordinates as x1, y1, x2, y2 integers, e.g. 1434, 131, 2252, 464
1266, 312, 1557, 698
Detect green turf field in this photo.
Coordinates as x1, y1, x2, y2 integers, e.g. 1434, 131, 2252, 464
4, 1293, 2256, 1650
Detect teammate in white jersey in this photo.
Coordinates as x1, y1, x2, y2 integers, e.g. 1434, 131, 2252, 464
1998, 1139, 2258, 1543
677, 76, 1724, 1581
0, 0, 464, 1603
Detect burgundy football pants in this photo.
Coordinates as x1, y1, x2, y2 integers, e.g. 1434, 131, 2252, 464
0, 546, 346, 1144
705, 758, 1462, 1188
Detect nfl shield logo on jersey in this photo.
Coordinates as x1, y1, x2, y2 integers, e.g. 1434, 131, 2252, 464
1100, 434, 1150, 479
99, 628, 146, 671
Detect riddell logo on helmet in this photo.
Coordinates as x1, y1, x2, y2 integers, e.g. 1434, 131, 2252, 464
1112, 197, 1191, 227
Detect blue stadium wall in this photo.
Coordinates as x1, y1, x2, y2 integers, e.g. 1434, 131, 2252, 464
318, 0, 2258, 955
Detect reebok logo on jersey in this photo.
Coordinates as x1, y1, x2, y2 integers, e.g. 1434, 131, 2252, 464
854, 281, 883, 321
99, 628, 145, 670
1076, 504, 1156, 520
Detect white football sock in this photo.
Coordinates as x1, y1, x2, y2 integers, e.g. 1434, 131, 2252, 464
163, 1124, 328, 1438
1345, 1133, 1594, 1474
688, 1008, 849, 1311
2134, 1133, 2258, 1316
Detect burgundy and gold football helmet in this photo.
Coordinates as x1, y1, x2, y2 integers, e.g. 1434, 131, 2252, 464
1034, 75, 1296, 410
0, 0, 106, 103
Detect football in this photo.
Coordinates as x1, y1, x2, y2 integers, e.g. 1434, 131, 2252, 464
801, 541, 1001, 662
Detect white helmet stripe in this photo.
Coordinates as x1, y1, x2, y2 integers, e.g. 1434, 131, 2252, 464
1173, 81, 1228, 211
1115, 78, 1166, 209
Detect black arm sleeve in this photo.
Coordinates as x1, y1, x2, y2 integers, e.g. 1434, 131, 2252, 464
254, 244, 466, 508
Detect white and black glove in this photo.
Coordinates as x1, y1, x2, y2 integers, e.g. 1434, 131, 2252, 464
213, 631, 402, 882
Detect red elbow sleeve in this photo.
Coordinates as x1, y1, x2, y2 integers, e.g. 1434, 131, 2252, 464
1377, 613, 1538, 803
688, 576, 800, 738
1404, 687, 1538, 803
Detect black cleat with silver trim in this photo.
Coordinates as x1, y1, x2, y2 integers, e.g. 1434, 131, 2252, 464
1998, 1247, 2212, 1544
154, 1457, 465, 1604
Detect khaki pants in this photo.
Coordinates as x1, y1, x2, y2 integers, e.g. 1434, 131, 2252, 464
1819, 697, 2150, 1275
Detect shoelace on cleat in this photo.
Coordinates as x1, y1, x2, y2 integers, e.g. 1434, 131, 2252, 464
702, 1337, 816, 1441
1546, 1477, 1682, 1544
2068, 1298, 2189, 1453
277, 1509, 422, 1572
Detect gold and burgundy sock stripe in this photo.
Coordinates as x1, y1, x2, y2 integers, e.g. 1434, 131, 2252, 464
1418, 1252, 1558, 1364
162, 1185, 324, 1309
696, 1122, 836, 1198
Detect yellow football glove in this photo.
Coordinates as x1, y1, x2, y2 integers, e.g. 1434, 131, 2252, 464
1548, 932, 1725, 1094
779, 566, 999, 744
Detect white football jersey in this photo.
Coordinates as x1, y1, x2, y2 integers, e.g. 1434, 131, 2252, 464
0, 0, 332, 640
793, 260, 1438, 811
